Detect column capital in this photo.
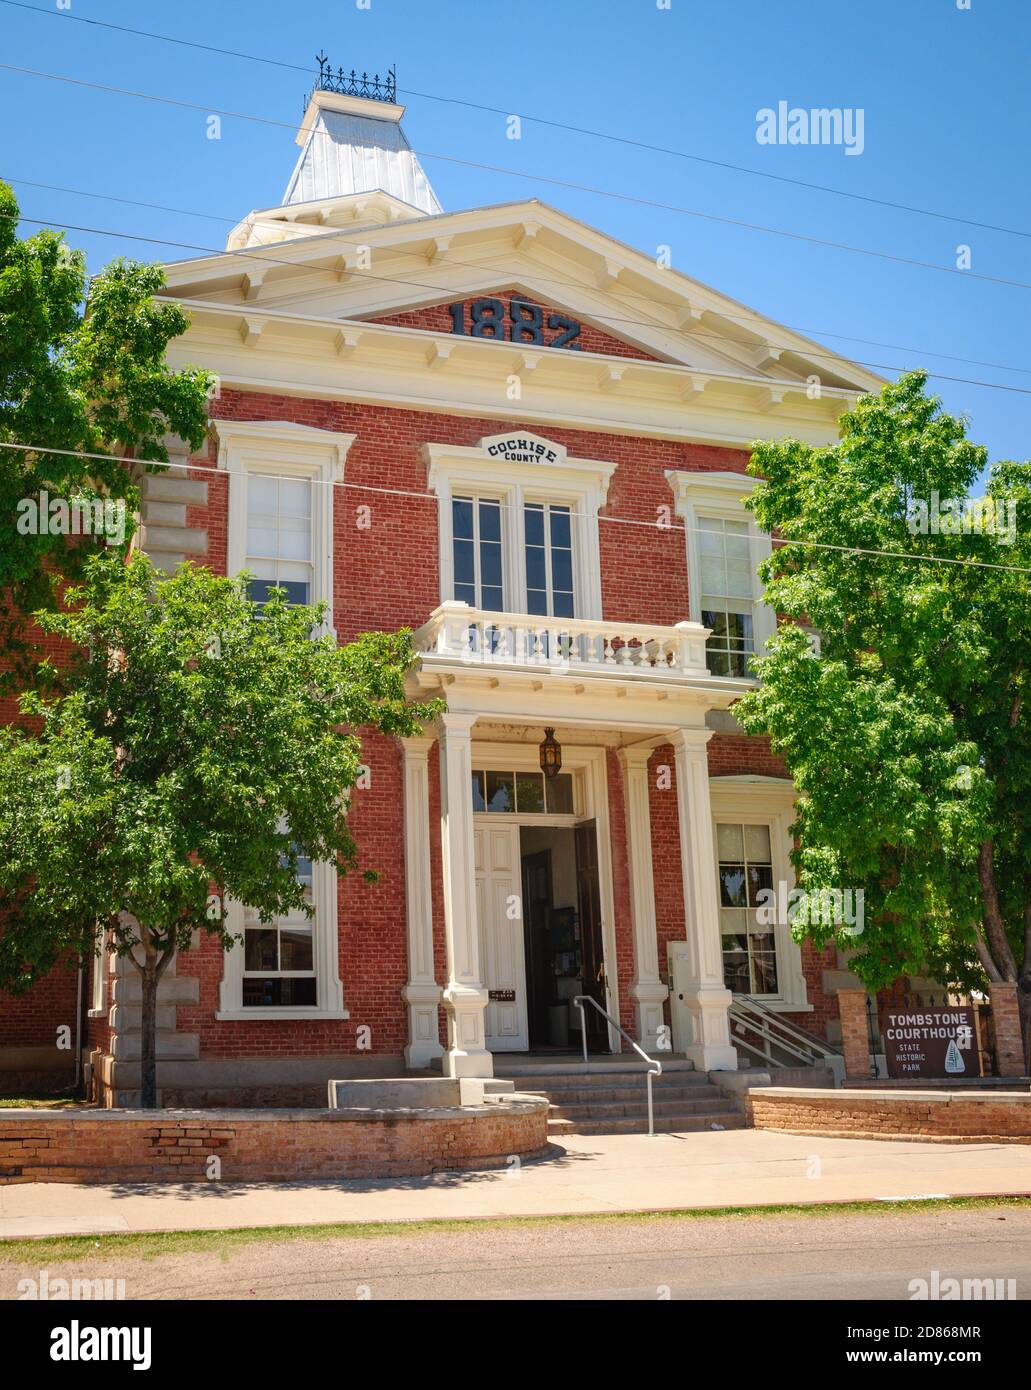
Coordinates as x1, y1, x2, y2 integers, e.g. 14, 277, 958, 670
617, 744, 655, 771
671, 726, 714, 754
400, 734, 435, 758
436, 711, 478, 737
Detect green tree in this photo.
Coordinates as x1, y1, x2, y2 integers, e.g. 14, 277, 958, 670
735, 373, 1031, 1061
0, 552, 441, 1107
0, 180, 212, 693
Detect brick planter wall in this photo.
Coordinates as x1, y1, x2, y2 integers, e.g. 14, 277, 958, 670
0, 1098, 549, 1184
748, 1086, 1031, 1143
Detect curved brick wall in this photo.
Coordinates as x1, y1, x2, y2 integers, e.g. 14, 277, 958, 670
0, 1098, 549, 1184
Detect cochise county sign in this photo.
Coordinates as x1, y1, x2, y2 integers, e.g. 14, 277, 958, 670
882, 1005, 979, 1080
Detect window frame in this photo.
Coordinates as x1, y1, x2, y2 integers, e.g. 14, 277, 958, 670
665, 469, 776, 681
217, 856, 347, 1021
218, 419, 356, 633
708, 776, 810, 1011
423, 436, 615, 621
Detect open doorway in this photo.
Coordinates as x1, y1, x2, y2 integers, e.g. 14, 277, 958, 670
520, 821, 609, 1051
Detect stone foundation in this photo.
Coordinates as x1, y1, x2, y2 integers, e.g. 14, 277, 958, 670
748, 1086, 1031, 1143
0, 1097, 549, 1184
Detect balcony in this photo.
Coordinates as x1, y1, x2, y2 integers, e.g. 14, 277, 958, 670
412, 601, 713, 685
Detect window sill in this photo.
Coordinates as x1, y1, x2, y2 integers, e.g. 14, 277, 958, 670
215, 1008, 350, 1022
87, 1008, 106, 1019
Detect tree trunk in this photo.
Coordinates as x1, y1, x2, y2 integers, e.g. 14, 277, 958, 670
139, 959, 159, 1109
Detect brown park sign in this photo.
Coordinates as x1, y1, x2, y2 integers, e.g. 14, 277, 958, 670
882, 1006, 979, 1080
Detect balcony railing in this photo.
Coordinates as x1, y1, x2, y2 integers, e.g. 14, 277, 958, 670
413, 601, 712, 679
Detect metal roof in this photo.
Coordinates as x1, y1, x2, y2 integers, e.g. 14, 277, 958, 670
282, 106, 442, 216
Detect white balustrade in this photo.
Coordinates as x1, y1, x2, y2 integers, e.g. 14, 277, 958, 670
413, 601, 711, 678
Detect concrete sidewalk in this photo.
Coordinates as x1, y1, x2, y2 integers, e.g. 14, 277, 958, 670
2, 1129, 1030, 1241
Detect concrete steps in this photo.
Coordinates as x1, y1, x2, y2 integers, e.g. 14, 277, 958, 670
497, 1062, 747, 1136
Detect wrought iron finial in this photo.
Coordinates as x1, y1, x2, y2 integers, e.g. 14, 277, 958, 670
306, 54, 397, 107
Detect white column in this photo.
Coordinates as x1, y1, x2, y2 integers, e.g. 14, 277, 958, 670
618, 747, 668, 1050
437, 712, 493, 1078
672, 728, 737, 1070
401, 736, 444, 1070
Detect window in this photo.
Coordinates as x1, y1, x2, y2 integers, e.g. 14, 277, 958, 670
452, 496, 504, 610
471, 768, 575, 815
218, 418, 356, 626
423, 434, 615, 622
525, 502, 574, 618
246, 474, 313, 606
665, 469, 776, 680
716, 822, 778, 995
699, 517, 755, 676
241, 853, 317, 1008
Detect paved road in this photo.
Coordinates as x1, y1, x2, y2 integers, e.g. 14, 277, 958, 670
3, 1206, 1029, 1300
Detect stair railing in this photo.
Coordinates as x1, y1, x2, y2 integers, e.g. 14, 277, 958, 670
573, 994, 662, 1137
729, 995, 844, 1084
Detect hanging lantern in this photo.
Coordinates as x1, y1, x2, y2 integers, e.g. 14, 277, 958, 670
539, 727, 562, 779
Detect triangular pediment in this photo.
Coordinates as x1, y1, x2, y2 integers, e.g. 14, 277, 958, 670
160, 198, 883, 391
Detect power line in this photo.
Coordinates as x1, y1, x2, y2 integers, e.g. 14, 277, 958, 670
6, 174, 1031, 384
3, 439, 1028, 575
2, 0, 1026, 243
3, 62, 1029, 296
7, 208, 1031, 400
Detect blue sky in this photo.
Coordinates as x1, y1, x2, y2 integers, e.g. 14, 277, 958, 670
2, 0, 1028, 470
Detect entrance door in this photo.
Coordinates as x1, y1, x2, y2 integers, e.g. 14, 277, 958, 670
575, 821, 610, 1050
475, 822, 528, 1050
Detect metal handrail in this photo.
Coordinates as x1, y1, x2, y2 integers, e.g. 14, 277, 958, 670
573, 994, 662, 1137
729, 996, 844, 1082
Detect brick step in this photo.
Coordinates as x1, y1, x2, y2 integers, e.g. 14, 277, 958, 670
547, 1112, 747, 1136
547, 1097, 732, 1121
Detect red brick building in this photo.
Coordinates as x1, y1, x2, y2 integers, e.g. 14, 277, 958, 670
3, 72, 889, 1105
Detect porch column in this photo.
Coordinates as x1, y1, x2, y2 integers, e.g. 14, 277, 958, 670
617, 746, 668, 1050
672, 728, 738, 1070
401, 736, 444, 1070
437, 712, 493, 1078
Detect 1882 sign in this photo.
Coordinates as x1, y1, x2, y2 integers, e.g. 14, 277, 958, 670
882, 1006, 979, 1080
448, 297, 582, 349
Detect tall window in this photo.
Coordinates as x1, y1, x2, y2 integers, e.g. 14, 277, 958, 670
699, 517, 755, 676
242, 853, 317, 1007
525, 502, 575, 618
717, 822, 778, 995
246, 474, 313, 606
452, 496, 504, 610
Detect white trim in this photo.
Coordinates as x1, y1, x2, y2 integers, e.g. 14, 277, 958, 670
216, 418, 356, 632
665, 469, 777, 670
708, 776, 808, 1011
401, 736, 444, 1067
422, 435, 615, 621
216, 857, 347, 1021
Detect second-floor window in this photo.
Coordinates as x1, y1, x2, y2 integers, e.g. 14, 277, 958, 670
453, 496, 504, 610
699, 516, 755, 677
246, 474, 313, 606
426, 434, 614, 624
525, 502, 574, 618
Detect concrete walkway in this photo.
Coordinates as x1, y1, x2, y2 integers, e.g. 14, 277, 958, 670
2, 1129, 1030, 1241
